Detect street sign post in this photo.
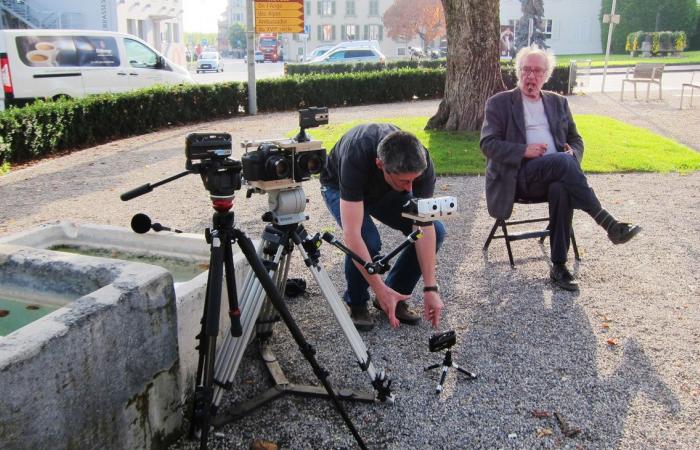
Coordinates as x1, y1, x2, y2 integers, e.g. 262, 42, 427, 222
255, 0, 304, 34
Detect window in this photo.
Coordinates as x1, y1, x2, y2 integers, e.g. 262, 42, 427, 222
318, 24, 335, 41
541, 19, 553, 39
397, 47, 405, 56
165, 23, 173, 42
125, 38, 159, 68
369, 0, 379, 16
305, 1, 311, 16
345, 0, 355, 16
127, 19, 136, 36
318, 0, 334, 17
342, 24, 357, 40
366, 24, 382, 41
173, 23, 179, 43
137, 20, 146, 40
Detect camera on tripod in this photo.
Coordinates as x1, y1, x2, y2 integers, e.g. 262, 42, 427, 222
428, 330, 456, 352
185, 132, 243, 199
241, 107, 328, 191
401, 196, 458, 222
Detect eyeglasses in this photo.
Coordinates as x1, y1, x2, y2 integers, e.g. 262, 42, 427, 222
521, 67, 545, 77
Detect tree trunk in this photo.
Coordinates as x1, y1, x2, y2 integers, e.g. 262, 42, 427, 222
426, 0, 504, 131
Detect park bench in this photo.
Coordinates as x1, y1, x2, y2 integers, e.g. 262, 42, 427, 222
680, 71, 700, 109
620, 63, 665, 101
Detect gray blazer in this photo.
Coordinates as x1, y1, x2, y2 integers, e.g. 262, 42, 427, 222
479, 88, 584, 219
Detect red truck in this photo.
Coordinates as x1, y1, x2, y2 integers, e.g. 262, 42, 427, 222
258, 33, 281, 62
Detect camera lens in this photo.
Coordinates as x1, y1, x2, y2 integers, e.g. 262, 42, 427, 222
297, 153, 324, 175
265, 155, 291, 179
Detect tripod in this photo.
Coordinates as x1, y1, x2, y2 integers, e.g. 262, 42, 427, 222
121, 176, 369, 449
424, 350, 477, 394
187, 195, 369, 449
209, 186, 395, 428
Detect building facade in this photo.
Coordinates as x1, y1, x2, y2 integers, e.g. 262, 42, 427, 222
262, 0, 603, 61
0, 0, 186, 65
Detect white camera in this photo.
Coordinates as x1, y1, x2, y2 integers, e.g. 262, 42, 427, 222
401, 196, 457, 221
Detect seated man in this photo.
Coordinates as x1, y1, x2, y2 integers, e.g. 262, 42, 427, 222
320, 124, 445, 330
480, 46, 641, 291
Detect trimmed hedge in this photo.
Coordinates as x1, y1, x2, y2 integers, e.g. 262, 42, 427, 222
626, 30, 688, 54
285, 58, 447, 75
0, 82, 245, 164
0, 65, 571, 166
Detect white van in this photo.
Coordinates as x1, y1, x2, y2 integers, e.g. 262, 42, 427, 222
0, 29, 192, 110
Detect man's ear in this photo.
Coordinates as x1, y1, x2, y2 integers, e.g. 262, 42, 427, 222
375, 158, 383, 171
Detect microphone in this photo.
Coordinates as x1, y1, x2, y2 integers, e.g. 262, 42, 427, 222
131, 213, 182, 234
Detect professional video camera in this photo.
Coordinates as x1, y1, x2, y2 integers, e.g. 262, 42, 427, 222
185, 132, 242, 199
241, 107, 328, 192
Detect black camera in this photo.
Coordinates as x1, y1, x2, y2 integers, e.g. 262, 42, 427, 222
299, 107, 329, 130
185, 132, 242, 199
241, 143, 292, 182
428, 330, 456, 352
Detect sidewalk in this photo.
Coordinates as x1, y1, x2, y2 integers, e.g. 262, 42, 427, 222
1, 94, 698, 449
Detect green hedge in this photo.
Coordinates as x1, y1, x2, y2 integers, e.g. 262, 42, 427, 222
0, 82, 245, 164
0, 65, 571, 165
285, 58, 447, 75
626, 30, 688, 54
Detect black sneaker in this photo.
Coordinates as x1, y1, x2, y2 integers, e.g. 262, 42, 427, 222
550, 263, 579, 292
608, 223, 641, 245
348, 303, 374, 331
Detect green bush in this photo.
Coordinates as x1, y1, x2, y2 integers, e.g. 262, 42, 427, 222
0, 65, 571, 165
625, 30, 687, 54
285, 58, 448, 75
0, 82, 246, 165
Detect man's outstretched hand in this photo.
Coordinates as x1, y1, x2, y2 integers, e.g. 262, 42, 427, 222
423, 291, 443, 328
375, 285, 411, 329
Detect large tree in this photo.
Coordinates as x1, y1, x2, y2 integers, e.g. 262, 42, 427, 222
383, 0, 446, 48
426, 0, 503, 131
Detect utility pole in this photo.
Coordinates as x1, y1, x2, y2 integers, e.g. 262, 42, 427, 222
601, 0, 619, 93
246, 0, 257, 114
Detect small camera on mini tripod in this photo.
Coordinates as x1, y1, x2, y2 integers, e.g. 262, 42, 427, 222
425, 330, 476, 394
429, 330, 456, 353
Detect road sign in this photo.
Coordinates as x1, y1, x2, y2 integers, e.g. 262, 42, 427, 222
255, 0, 304, 34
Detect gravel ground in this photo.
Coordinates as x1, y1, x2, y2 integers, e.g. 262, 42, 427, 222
1, 95, 699, 449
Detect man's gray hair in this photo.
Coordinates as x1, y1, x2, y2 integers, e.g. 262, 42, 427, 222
377, 130, 427, 174
514, 45, 556, 84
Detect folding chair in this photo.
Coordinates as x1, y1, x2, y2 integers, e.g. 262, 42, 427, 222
483, 198, 580, 268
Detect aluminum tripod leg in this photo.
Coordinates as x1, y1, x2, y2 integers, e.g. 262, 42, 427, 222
211, 243, 286, 407
292, 238, 394, 402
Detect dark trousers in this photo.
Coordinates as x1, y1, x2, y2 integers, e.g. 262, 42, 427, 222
516, 153, 601, 264
321, 186, 446, 307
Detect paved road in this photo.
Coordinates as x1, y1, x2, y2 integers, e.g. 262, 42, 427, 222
190, 57, 285, 84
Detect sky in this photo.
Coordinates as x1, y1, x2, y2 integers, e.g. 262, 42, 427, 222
183, 0, 228, 33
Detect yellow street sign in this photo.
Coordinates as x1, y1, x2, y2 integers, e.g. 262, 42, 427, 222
255, 0, 304, 33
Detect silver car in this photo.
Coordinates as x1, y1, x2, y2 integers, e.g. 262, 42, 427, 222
309, 46, 386, 64
196, 51, 224, 73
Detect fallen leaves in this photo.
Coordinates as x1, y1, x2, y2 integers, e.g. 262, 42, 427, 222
250, 440, 278, 450
555, 411, 581, 438
606, 338, 618, 346
536, 427, 553, 438
531, 409, 550, 418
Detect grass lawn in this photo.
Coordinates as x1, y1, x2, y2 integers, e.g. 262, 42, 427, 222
305, 116, 700, 176
556, 50, 700, 68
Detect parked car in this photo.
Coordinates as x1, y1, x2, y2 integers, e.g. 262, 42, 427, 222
0, 29, 192, 110
244, 51, 265, 63
305, 45, 334, 61
196, 51, 224, 73
308, 43, 385, 64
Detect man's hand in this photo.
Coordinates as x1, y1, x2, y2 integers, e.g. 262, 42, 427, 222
423, 291, 443, 328
375, 284, 411, 329
563, 143, 575, 156
524, 143, 547, 159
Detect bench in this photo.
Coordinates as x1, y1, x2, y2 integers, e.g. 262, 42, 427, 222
620, 63, 664, 101
680, 71, 700, 109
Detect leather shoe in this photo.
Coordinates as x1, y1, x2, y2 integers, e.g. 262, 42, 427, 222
372, 299, 421, 325
347, 303, 374, 332
608, 223, 641, 245
550, 263, 579, 292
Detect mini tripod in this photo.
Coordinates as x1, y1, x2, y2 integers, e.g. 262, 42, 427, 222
424, 330, 476, 394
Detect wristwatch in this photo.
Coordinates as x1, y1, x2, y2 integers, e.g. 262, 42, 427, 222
423, 285, 439, 293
